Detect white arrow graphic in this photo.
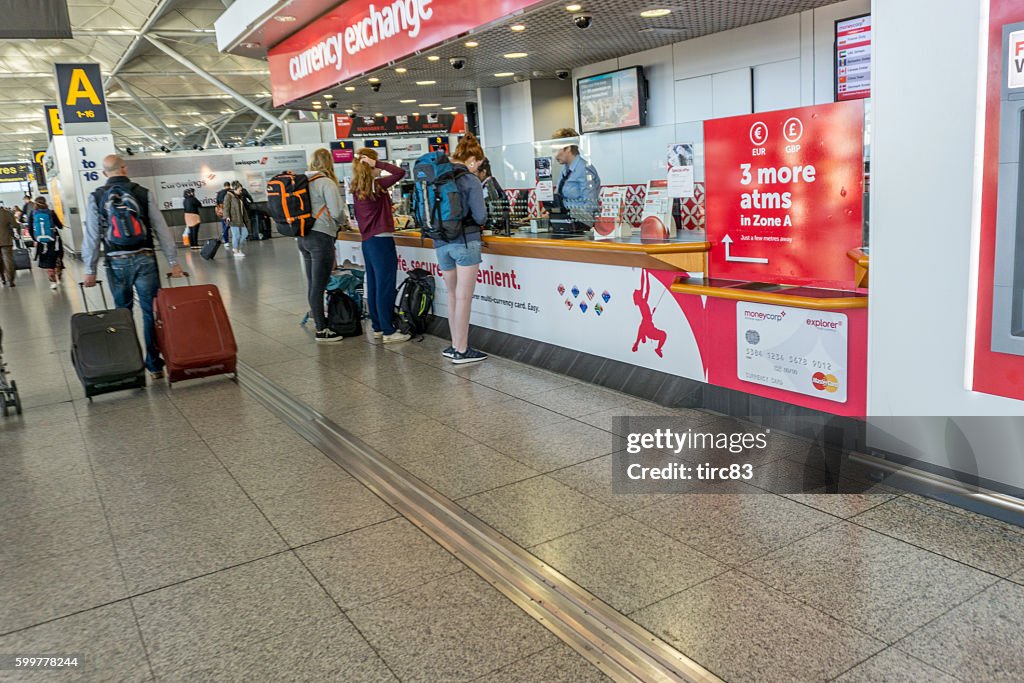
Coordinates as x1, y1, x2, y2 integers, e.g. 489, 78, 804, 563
723, 234, 769, 264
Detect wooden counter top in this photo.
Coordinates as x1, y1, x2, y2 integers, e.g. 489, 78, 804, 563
337, 229, 710, 272
671, 278, 868, 310
847, 248, 869, 288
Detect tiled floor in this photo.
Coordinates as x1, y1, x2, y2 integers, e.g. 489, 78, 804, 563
1, 238, 1022, 682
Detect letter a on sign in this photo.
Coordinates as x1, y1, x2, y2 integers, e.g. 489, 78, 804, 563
54, 63, 109, 125
65, 69, 101, 105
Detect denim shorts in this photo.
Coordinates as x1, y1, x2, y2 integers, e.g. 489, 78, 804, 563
435, 239, 482, 271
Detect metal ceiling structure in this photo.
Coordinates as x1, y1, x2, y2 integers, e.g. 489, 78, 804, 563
0, 0, 284, 164
222, 0, 846, 118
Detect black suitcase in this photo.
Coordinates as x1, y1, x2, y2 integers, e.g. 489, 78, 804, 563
13, 247, 30, 271
70, 283, 146, 399
201, 239, 220, 260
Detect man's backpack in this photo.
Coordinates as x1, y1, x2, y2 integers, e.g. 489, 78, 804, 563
97, 183, 150, 251
412, 152, 469, 241
326, 289, 362, 338
395, 268, 435, 337
267, 172, 324, 237
32, 210, 54, 244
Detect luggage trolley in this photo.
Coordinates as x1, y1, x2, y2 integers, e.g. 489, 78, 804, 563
0, 326, 23, 416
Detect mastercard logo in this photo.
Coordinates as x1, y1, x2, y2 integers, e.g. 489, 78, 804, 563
812, 372, 839, 393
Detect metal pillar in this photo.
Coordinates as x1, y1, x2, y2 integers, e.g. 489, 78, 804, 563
103, 0, 178, 88
259, 110, 290, 142
144, 35, 283, 130
114, 77, 181, 149
110, 110, 168, 148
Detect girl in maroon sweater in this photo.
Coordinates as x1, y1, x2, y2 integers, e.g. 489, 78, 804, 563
351, 148, 409, 343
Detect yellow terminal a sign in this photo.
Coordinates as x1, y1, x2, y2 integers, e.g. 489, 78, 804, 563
54, 63, 109, 125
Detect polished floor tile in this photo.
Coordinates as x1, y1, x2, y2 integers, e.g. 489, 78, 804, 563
218, 444, 353, 499
743, 522, 998, 644
896, 580, 1024, 682
476, 643, 612, 682
359, 419, 480, 466
0, 498, 111, 567
526, 382, 636, 418
833, 647, 960, 683
532, 516, 726, 614
460, 475, 619, 546
443, 397, 567, 443
547, 453, 673, 512
633, 571, 884, 683
630, 485, 837, 566
347, 571, 558, 682
0, 603, 152, 682
852, 496, 1024, 577
482, 418, 617, 473
401, 442, 541, 499
297, 518, 465, 610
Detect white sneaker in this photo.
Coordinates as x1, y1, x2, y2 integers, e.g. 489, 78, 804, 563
234, 252, 245, 259
49, 282, 58, 290
383, 331, 411, 344
373, 331, 384, 339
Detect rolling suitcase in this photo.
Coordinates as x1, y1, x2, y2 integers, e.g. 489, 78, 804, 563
200, 238, 220, 260
70, 282, 146, 399
13, 237, 30, 271
154, 273, 236, 384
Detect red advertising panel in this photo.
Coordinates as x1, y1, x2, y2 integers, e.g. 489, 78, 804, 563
269, 0, 546, 106
972, 0, 1024, 401
835, 15, 871, 101
704, 101, 865, 289
333, 112, 464, 137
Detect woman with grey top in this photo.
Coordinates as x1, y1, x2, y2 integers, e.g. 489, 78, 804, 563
300, 148, 350, 342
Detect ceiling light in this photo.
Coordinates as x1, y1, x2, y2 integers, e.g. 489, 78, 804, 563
368, 77, 380, 83
345, 109, 353, 113
565, 4, 582, 11
465, 41, 479, 47
503, 52, 528, 59
640, 8, 672, 17
323, 94, 334, 99
400, 99, 417, 103
427, 55, 440, 61
344, 86, 356, 91
395, 67, 407, 73
274, 15, 296, 22
312, 101, 321, 105
416, 80, 436, 85
442, 106, 457, 110
420, 103, 440, 107
375, 112, 383, 116
494, 72, 515, 77
510, 25, 525, 32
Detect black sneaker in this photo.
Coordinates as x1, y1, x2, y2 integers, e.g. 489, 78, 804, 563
441, 346, 457, 359
451, 348, 487, 364
315, 329, 344, 343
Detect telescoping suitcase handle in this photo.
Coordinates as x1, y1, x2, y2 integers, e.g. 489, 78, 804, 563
77, 281, 110, 313
164, 272, 191, 287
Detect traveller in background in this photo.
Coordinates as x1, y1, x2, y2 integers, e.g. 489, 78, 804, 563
20, 194, 33, 224
31, 197, 64, 290
351, 147, 410, 344
0, 204, 16, 287
182, 188, 202, 250
216, 181, 231, 243
434, 133, 488, 364
475, 158, 509, 232
300, 148, 349, 343
82, 154, 184, 380
551, 127, 601, 228
223, 181, 250, 258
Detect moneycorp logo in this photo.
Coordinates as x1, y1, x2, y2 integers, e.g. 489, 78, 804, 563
812, 372, 839, 393
288, 0, 435, 82
744, 310, 786, 322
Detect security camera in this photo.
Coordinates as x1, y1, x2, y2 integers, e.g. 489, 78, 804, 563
370, 82, 381, 92
449, 57, 466, 70
328, 101, 338, 109
555, 69, 571, 80
573, 13, 592, 29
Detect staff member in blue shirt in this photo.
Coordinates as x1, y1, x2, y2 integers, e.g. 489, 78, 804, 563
552, 127, 601, 228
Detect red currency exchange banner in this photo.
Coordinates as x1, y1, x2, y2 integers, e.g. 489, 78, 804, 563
269, 0, 545, 106
704, 101, 865, 289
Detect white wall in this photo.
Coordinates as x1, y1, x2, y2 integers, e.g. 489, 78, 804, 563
571, 0, 870, 186
529, 78, 575, 142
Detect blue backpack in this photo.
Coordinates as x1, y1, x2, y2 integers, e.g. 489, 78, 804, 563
32, 210, 54, 244
412, 151, 469, 241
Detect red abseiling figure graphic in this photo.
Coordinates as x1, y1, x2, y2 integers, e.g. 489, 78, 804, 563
632, 269, 667, 357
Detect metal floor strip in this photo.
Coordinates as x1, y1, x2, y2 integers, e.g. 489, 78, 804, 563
237, 361, 723, 683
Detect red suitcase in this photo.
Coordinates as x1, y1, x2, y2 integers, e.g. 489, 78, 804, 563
154, 274, 237, 383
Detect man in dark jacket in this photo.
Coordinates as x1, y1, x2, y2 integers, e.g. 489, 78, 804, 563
0, 205, 17, 286
215, 182, 231, 243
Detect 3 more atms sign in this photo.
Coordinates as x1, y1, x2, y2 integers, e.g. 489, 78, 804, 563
268, 0, 547, 106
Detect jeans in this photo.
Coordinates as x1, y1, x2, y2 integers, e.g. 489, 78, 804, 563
187, 225, 200, 247
436, 238, 482, 271
362, 235, 398, 335
221, 218, 230, 243
105, 253, 162, 373
297, 231, 335, 331
230, 226, 249, 252
0, 245, 13, 283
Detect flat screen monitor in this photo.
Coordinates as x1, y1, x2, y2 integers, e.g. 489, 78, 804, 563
576, 66, 647, 134
835, 14, 872, 101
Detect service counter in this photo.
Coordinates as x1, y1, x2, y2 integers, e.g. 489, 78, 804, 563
335, 228, 868, 420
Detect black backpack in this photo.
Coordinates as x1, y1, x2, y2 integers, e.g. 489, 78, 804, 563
326, 290, 363, 337
395, 268, 435, 337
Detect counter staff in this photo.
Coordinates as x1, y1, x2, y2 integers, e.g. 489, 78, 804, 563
552, 127, 601, 228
